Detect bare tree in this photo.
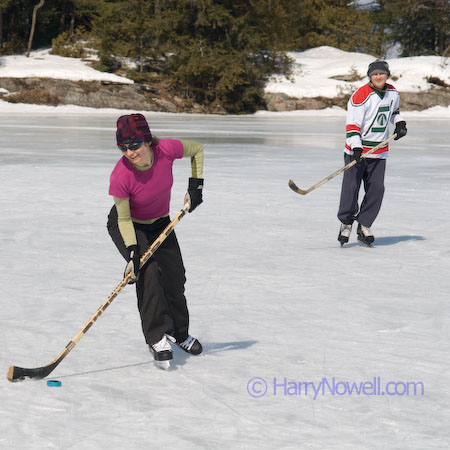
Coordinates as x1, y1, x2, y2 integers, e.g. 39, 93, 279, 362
0, 6, 3, 49
26, 0, 45, 57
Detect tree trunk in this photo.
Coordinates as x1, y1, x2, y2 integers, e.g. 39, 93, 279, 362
443, 44, 450, 58
70, 14, 75, 36
140, 39, 144, 73
26, 0, 45, 57
0, 7, 3, 49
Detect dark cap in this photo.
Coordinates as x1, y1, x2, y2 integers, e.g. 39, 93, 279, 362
116, 113, 152, 145
367, 60, 390, 78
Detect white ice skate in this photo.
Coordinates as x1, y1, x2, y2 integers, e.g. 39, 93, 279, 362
150, 335, 173, 370
338, 223, 352, 246
357, 223, 375, 246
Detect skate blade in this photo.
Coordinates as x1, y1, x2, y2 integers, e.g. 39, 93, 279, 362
357, 236, 373, 247
154, 360, 171, 370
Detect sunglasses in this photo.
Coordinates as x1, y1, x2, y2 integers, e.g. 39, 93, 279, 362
118, 141, 143, 152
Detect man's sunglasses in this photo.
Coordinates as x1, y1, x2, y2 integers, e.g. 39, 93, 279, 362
118, 141, 143, 152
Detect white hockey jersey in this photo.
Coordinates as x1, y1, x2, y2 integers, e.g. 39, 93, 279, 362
345, 83, 404, 159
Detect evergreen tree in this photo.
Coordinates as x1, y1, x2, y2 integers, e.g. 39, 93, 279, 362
2, 0, 446, 112
374, 0, 449, 56
285, 0, 383, 55
0, 0, 13, 48
164, 0, 293, 112
94, 0, 173, 72
56, 0, 99, 35
0, 0, 33, 53
0, 0, 101, 53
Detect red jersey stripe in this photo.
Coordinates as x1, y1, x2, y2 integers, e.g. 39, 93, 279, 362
346, 124, 361, 132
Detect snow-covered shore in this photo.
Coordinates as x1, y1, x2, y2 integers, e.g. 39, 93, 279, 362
0, 46, 449, 116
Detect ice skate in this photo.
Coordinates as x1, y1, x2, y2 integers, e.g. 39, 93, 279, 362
175, 335, 203, 355
154, 360, 171, 370
338, 223, 352, 246
357, 223, 374, 246
150, 335, 173, 370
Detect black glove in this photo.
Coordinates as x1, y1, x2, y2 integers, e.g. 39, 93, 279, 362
394, 121, 407, 140
185, 177, 203, 212
352, 147, 363, 164
124, 245, 140, 284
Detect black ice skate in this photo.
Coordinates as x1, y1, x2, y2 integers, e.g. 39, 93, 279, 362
357, 223, 375, 247
175, 335, 203, 355
338, 223, 352, 246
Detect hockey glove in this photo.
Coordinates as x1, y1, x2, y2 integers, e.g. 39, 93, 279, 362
351, 147, 363, 164
394, 121, 407, 140
185, 177, 203, 212
124, 245, 140, 284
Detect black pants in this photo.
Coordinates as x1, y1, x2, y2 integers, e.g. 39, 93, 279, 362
107, 206, 189, 346
337, 155, 386, 228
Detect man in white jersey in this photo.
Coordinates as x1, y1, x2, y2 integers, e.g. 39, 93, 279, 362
337, 60, 407, 246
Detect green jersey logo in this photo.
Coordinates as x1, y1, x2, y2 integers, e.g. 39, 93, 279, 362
364, 101, 393, 135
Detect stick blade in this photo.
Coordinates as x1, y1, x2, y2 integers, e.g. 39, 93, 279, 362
7, 363, 57, 382
288, 179, 309, 195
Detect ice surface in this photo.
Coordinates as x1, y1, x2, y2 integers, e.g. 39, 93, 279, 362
1, 110, 449, 449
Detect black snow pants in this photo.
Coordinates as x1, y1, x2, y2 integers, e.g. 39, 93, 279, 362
107, 206, 189, 346
337, 154, 386, 228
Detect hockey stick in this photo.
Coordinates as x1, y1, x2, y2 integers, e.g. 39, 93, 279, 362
7, 201, 191, 382
289, 134, 397, 195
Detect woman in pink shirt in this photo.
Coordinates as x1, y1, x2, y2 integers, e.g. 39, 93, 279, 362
107, 113, 204, 370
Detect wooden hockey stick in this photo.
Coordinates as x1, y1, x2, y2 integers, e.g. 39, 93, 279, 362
7, 201, 191, 382
289, 134, 397, 195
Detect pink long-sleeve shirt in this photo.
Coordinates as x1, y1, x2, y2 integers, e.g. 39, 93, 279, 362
109, 139, 184, 221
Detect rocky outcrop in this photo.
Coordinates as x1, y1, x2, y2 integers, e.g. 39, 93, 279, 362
0, 77, 208, 113
398, 88, 450, 110
1, 76, 449, 112
264, 93, 346, 111
264, 88, 450, 112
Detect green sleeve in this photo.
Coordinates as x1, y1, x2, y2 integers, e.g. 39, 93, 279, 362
114, 197, 137, 248
181, 140, 204, 179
